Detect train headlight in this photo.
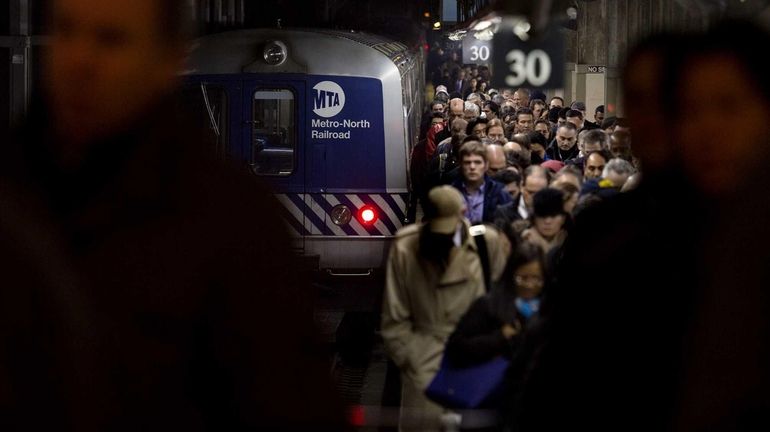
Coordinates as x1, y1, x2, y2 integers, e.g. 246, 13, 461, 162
263, 41, 287, 65
358, 206, 379, 225
331, 205, 352, 226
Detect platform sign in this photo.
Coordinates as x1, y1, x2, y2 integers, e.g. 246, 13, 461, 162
587, 65, 606, 73
462, 33, 493, 65
491, 22, 565, 89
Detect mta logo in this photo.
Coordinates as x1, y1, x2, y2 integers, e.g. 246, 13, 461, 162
315, 90, 340, 109
312, 81, 345, 118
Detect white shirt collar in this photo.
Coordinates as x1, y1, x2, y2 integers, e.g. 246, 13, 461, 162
517, 196, 529, 219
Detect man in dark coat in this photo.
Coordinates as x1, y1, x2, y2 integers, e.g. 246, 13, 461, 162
0, 0, 344, 430
506, 22, 770, 431
545, 123, 579, 162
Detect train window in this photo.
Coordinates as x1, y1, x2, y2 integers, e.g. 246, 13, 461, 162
251, 89, 295, 176
179, 83, 228, 158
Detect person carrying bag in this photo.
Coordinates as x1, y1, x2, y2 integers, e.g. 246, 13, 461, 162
426, 242, 547, 410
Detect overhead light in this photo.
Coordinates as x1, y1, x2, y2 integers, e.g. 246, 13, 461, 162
513, 20, 531, 41
472, 16, 501, 32
474, 28, 494, 41
263, 40, 287, 65
447, 29, 467, 41
433, 21, 442, 29
424, 11, 430, 18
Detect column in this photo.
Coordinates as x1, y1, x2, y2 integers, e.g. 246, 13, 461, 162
7, 0, 30, 129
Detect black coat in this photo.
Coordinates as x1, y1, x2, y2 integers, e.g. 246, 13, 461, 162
445, 296, 524, 368
504, 172, 770, 431
493, 199, 523, 231
545, 141, 579, 162
0, 100, 345, 431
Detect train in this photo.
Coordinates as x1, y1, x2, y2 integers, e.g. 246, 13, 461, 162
182, 28, 425, 275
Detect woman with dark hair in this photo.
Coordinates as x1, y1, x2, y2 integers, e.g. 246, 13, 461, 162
444, 242, 547, 371
520, 188, 569, 255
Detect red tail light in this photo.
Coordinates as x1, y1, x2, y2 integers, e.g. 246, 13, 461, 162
358, 206, 378, 225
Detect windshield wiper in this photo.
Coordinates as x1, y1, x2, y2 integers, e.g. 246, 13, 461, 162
200, 82, 221, 137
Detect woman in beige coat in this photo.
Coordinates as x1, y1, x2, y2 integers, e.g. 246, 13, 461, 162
381, 186, 509, 431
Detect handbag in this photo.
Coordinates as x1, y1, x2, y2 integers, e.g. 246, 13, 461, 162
425, 353, 510, 409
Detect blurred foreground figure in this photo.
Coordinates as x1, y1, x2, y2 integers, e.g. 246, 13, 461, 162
0, 0, 343, 430
508, 20, 770, 431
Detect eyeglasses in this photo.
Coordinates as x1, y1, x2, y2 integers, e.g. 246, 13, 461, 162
515, 275, 544, 286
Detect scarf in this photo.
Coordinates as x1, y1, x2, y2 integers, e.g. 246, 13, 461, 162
515, 297, 541, 321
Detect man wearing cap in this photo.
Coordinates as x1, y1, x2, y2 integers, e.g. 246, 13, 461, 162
382, 185, 509, 432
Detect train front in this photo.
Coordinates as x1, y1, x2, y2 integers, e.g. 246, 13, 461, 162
184, 28, 417, 276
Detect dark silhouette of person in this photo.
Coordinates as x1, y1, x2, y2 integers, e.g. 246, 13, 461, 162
505, 20, 770, 431
0, 1, 344, 430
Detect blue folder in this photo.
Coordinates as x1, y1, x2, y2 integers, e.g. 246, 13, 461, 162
425, 355, 510, 409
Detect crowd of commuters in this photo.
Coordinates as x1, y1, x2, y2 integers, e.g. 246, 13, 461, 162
2, 1, 769, 430
385, 18, 770, 432
390, 42, 640, 431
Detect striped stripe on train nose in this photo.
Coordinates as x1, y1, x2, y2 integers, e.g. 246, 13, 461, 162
275, 193, 408, 236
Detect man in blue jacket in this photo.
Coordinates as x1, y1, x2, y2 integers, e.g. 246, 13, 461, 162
452, 141, 512, 224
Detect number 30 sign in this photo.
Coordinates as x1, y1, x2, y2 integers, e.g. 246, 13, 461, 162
491, 22, 565, 89
462, 35, 492, 65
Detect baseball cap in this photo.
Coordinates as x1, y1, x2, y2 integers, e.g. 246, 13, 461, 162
435, 85, 449, 96
426, 186, 465, 234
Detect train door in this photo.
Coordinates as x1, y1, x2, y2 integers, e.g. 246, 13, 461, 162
242, 80, 308, 252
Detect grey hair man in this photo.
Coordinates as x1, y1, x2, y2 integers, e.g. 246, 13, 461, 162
464, 101, 480, 121
579, 129, 610, 156
602, 158, 637, 187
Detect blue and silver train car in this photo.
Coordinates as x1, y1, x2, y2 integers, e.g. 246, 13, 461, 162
183, 28, 424, 274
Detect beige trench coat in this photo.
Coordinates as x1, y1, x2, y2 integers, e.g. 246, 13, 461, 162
381, 222, 509, 394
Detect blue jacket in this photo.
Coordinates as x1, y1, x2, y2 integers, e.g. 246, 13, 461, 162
453, 175, 513, 224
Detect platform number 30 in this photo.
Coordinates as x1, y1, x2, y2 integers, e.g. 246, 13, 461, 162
504, 49, 552, 87
469, 45, 490, 62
